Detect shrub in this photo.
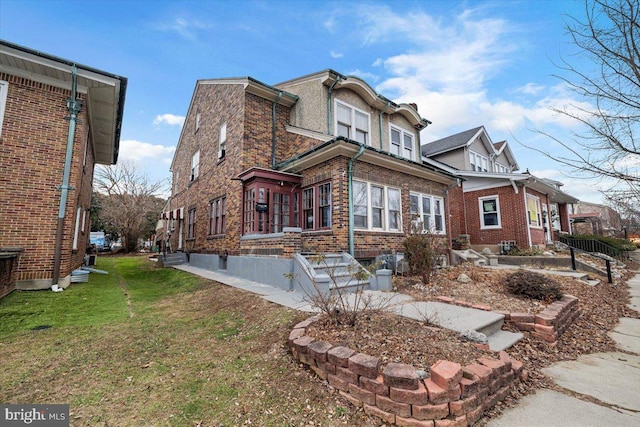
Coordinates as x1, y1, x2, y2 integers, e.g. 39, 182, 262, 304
403, 226, 447, 284
503, 271, 563, 302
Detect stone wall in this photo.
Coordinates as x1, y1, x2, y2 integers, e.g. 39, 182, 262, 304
289, 316, 526, 426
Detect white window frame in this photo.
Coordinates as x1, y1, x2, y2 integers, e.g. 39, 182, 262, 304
479, 195, 501, 229
0, 81, 7, 137
195, 110, 201, 132
190, 150, 200, 181
218, 122, 226, 159
352, 180, 402, 232
527, 194, 542, 228
409, 192, 446, 234
494, 162, 510, 174
469, 150, 488, 172
390, 125, 415, 161
335, 100, 370, 146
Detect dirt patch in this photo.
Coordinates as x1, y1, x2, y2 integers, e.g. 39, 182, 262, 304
304, 260, 639, 424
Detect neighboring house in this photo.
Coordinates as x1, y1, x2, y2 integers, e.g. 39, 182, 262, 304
422, 126, 578, 251
571, 201, 623, 237
0, 40, 127, 296
164, 69, 457, 288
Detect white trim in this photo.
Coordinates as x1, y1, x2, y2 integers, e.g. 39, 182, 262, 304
0, 80, 8, 137
479, 195, 501, 229
409, 192, 446, 234
334, 99, 371, 146
526, 193, 543, 229
389, 124, 416, 161
72, 207, 82, 250
353, 179, 402, 232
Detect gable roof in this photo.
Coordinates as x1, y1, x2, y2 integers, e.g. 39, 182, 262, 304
421, 126, 484, 156
0, 39, 127, 164
421, 126, 519, 171
170, 76, 299, 171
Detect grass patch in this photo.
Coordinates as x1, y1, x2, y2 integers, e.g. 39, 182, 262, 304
0, 255, 364, 426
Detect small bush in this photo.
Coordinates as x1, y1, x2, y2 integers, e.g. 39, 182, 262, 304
503, 271, 563, 302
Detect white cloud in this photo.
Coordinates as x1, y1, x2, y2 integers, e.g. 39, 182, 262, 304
119, 139, 175, 163
345, 69, 379, 83
330, 50, 343, 58
153, 114, 185, 126
156, 18, 211, 40
516, 83, 546, 96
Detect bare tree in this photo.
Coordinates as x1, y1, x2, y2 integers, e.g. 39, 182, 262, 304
94, 161, 167, 253
531, 0, 640, 191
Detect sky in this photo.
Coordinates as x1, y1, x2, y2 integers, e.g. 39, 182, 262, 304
0, 0, 615, 204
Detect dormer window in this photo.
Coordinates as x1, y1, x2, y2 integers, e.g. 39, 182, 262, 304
494, 162, 510, 173
390, 126, 415, 161
469, 151, 488, 172
335, 100, 370, 145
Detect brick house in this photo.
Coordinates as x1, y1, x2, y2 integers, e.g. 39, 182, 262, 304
164, 70, 457, 289
422, 126, 577, 252
0, 40, 127, 296
571, 201, 623, 237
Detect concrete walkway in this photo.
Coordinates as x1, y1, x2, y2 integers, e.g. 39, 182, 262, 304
173, 264, 521, 350
488, 252, 640, 427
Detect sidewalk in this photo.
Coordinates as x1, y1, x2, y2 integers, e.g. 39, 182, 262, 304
488, 252, 640, 427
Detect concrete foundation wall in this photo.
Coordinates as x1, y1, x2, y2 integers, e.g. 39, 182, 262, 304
189, 253, 293, 291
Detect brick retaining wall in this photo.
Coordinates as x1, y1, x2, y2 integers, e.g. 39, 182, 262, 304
436, 294, 580, 345
289, 316, 526, 426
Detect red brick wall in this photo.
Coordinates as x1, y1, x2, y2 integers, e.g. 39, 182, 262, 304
168, 81, 452, 259
0, 73, 92, 287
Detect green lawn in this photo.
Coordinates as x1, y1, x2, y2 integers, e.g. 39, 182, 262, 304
0, 256, 360, 426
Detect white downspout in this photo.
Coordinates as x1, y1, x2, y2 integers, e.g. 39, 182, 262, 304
523, 187, 532, 248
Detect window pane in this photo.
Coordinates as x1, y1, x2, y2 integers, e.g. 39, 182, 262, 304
388, 188, 400, 211
371, 186, 383, 207
391, 128, 401, 144
484, 213, 498, 226
337, 123, 350, 138
422, 197, 431, 214
355, 129, 367, 144
353, 181, 368, 228
410, 195, 419, 215
337, 103, 351, 124
372, 208, 382, 228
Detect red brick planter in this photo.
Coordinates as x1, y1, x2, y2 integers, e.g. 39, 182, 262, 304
289, 316, 526, 426
437, 294, 581, 344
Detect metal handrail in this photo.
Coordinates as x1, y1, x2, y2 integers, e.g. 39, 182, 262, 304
559, 235, 629, 261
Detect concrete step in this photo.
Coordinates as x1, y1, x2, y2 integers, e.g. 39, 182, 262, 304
487, 330, 524, 351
